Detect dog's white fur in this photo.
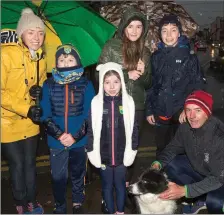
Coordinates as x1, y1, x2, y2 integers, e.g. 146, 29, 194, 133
131, 184, 177, 214
129, 170, 177, 214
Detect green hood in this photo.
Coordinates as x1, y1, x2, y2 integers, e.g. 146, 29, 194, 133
117, 7, 148, 39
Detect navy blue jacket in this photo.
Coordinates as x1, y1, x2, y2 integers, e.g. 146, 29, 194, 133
146, 36, 205, 117
87, 94, 138, 166
41, 77, 95, 149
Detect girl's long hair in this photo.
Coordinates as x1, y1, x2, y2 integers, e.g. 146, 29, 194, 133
122, 33, 145, 71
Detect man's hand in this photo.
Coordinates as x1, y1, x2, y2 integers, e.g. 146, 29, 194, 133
147, 115, 155, 125
179, 110, 186, 124
151, 163, 161, 170
159, 182, 185, 200
128, 70, 142, 80
137, 59, 145, 74
59, 133, 75, 147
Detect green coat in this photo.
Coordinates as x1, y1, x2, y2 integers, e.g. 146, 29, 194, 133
98, 7, 152, 111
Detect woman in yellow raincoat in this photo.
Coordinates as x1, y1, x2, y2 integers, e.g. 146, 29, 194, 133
1, 8, 46, 214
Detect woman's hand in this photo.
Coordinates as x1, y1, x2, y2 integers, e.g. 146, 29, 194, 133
137, 59, 145, 74
179, 110, 187, 124
147, 115, 156, 125
128, 70, 142, 80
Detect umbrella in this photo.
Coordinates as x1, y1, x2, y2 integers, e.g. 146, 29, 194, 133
1, 0, 116, 72
99, 1, 198, 53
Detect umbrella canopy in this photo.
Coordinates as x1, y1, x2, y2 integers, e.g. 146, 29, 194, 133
99, 1, 198, 53
1, 0, 116, 72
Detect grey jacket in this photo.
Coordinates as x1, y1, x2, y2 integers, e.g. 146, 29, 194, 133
158, 116, 224, 198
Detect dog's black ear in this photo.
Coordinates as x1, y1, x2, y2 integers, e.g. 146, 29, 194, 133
158, 169, 169, 181
139, 167, 154, 179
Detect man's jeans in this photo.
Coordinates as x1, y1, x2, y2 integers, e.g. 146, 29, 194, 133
2, 135, 38, 206
50, 146, 86, 213
100, 164, 127, 213
165, 155, 224, 214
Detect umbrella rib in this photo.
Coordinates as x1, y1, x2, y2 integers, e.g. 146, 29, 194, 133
2, 21, 18, 25
46, 20, 78, 27
40, 0, 49, 15
1, 6, 22, 25
46, 7, 80, 18
41, 19, 60, 37
1, 5, 21, 14
23, 1, 38, 11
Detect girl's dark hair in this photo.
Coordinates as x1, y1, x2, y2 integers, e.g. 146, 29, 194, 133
122, 27, 145, 71
103, 70, 121, 82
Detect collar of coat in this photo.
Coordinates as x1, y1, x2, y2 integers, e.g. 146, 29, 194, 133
190, 116, 216, 137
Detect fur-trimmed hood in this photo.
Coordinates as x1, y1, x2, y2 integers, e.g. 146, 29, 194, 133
87, 62, 137, 168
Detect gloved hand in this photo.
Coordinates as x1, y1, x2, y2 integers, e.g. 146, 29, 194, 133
27, 105, 43, 123
29, 85, 42, 100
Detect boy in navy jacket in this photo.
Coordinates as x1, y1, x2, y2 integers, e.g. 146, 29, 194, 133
40, 44, 95, 214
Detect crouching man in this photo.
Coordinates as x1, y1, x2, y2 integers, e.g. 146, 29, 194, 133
152, 90, 224, 214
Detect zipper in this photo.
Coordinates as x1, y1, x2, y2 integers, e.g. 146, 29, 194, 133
71, 89, 74, 104
65, 84, 68, 133
127, 80, 134, 96
111, 99, 115, 166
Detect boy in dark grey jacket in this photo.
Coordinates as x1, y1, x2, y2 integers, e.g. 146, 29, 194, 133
152, 90, 224, 214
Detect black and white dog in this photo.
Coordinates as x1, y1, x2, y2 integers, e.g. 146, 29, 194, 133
128, 168, 177, 214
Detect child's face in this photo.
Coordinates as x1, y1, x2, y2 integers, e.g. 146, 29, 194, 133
104, 74, 121, 96
161, 23, 180, 47
57, 54, 77, 68
125, 20, 143, 42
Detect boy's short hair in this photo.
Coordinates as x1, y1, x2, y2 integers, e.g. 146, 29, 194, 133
159, 14, 182, 37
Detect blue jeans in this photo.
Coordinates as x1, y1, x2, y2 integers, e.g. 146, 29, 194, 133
2, 135, 38, 206
50, 146, 86, 213
165, 155, 224, 214
100, 164, 127, 213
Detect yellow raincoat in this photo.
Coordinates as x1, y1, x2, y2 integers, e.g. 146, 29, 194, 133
1, 42, 47, 143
